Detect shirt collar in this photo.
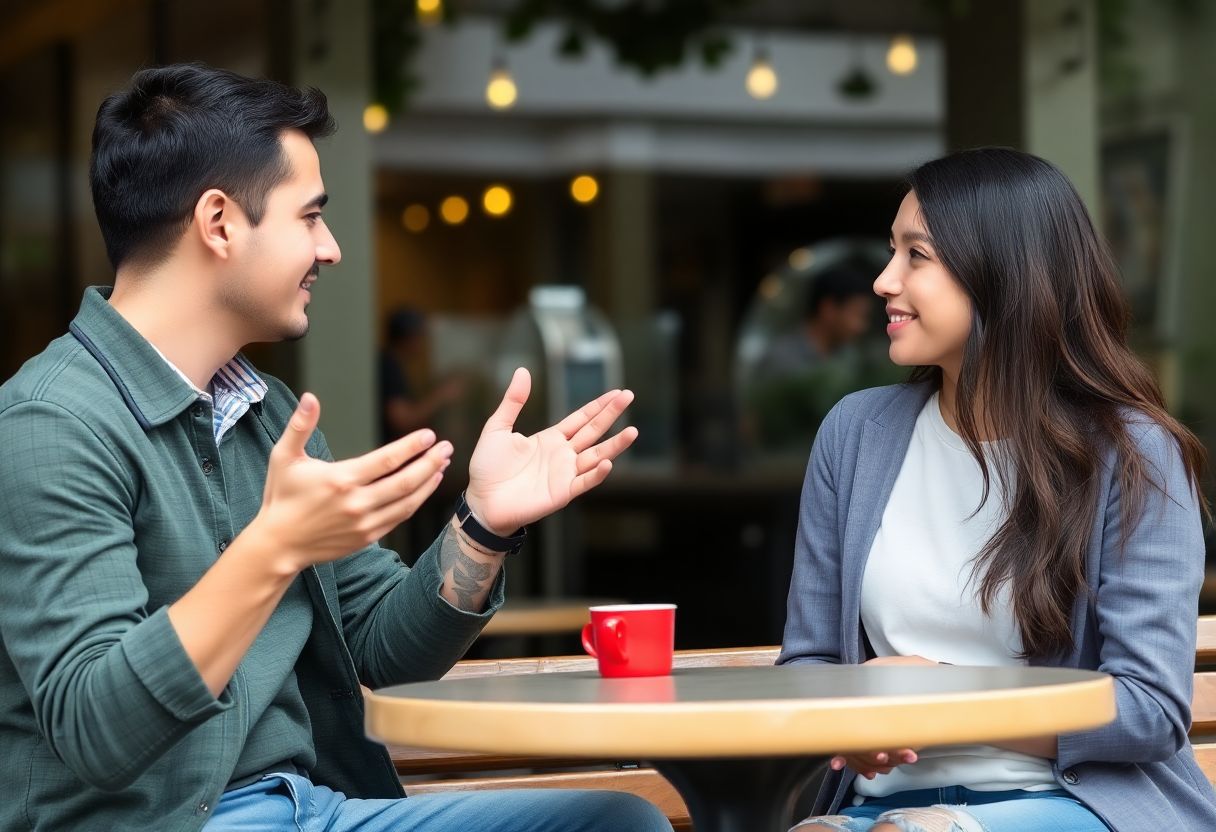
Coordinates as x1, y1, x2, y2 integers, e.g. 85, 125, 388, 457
69, 286, 198, 430
68, 286, 269, 432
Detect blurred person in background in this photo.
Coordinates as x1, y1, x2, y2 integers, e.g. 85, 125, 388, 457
379, 307, 466, 445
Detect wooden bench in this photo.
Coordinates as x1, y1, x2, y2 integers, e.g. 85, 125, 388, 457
391, 621, 1216, 830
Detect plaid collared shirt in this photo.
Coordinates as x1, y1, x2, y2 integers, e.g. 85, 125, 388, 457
208, 355, 269, 444
150, 348, 268, 444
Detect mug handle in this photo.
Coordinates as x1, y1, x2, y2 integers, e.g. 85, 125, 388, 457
581, 618, 629, 663
581, 622, 598, 658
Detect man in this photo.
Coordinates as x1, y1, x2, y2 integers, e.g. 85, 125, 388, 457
0, 64, 669, 832
378, 307, 464, 445
747, 260, 885, 452
756, 261, 877, 380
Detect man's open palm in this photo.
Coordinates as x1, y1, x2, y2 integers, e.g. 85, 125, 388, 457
465, 368, 637, 535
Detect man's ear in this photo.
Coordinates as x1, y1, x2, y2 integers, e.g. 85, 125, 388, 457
193, 189, 238, 261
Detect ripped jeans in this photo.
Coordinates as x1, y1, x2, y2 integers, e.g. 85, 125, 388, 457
791, 786, 1110, 832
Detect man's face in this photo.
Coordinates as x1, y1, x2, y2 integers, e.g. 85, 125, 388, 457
219, 129, 341, 343
819, 295, 875, 347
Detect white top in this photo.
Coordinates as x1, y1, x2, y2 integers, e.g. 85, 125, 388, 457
854, 393, 1057, 797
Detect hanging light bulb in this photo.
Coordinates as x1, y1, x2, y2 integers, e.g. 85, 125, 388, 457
570, 174, 599, 205
886, 34, 918, 75
362, 103, 389, 134
482, 185, 513, 217
746, 47, 778, 100
401, 204, 430, 233
440, 196, 470, 225
485, 58, 518, 110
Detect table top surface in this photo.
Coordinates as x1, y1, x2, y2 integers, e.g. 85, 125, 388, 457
366, 664, 1115, 759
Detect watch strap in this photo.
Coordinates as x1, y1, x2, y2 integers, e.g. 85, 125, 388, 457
455, 491, 527, 555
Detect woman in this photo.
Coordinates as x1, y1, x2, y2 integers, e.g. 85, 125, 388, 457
781, 148, 1215, 832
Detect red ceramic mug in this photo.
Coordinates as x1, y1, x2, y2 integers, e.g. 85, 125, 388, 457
581, 604, 676, 678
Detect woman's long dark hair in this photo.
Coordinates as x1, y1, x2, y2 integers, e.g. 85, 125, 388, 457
907, 148, 1207, 658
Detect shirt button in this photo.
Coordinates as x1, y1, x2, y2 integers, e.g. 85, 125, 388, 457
198, 801, 210, 813
201, 458, 215, 475
218, 540, 229, 552
192, 404, 205, 417
1062, 769, 1080, 785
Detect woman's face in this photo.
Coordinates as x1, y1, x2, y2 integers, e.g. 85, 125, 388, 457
873, 191, 973, 379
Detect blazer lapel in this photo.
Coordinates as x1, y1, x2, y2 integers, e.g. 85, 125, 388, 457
839, 385, 931, 662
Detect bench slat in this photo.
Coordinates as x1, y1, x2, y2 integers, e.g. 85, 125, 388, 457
391, 748, 606, 776
405, 768, 691, 831
1192, 672, 1216, 738
1195, 743, 1216, 784
1198, 617, 1216, 665
439, 646, 781, 681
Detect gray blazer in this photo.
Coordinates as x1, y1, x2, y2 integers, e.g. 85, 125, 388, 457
779, 382, 1216, 832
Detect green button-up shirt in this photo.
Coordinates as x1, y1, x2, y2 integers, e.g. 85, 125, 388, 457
0, 287, 503, 831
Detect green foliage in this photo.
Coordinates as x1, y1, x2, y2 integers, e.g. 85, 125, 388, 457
372, 0, 746, 113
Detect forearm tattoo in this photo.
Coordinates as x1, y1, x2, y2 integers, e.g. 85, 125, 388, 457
439, 527, 496, 611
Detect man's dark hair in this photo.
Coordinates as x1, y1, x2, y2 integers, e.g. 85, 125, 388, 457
386, 308, 426, 344
90, 62, 336, 270
804, 261, 875, 319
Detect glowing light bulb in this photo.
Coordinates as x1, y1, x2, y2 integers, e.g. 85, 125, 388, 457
886, 35, 918, 75
482, 185, 513, 217
401, 204, 430, 233
440, 196, 469, 225
486, 64, 518, 110
746, 51, 778, 100
570, 175, 599, 204
362, 103, 389, 134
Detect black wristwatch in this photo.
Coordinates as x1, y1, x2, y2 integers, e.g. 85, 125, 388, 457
454, 491, 527, 555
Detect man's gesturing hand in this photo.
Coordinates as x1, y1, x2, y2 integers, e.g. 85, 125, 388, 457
464, 368, 637, 536
254, 393, 453, 571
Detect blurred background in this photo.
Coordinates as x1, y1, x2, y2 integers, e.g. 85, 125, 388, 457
2, 0, 1214, 651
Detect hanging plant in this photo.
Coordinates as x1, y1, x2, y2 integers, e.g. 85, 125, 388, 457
371, 0, 745, 114
502, 0, 743, 78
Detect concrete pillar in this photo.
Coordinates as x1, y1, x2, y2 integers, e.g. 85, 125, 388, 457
290, 0, 376, 458
1023, 0, 1100, 214
589, 167, 656, 321
942, 0, 1099, 214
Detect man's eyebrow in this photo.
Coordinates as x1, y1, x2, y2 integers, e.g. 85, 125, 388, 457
302, 193, 329, 211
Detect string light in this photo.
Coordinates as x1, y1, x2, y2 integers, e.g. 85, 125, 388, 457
362, 103, 389, 134
440, 196, 470, 225
746, 47, 778, 100
486, 58, 518, 110
570, 175, 599, 204
886, 34, 918, 75
401, 204, 430, 233
483, 185, 513, 217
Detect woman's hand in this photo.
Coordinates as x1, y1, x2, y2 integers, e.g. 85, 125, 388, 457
830, 749, 918, 779
829, 655, 941, 777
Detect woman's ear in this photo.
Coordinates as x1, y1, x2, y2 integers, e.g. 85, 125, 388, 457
193, 189, 234, 261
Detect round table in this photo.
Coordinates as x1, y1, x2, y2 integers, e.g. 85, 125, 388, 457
366, 664, 1115, 832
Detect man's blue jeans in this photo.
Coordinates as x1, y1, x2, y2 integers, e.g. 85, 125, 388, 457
203, 772, 674, 832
